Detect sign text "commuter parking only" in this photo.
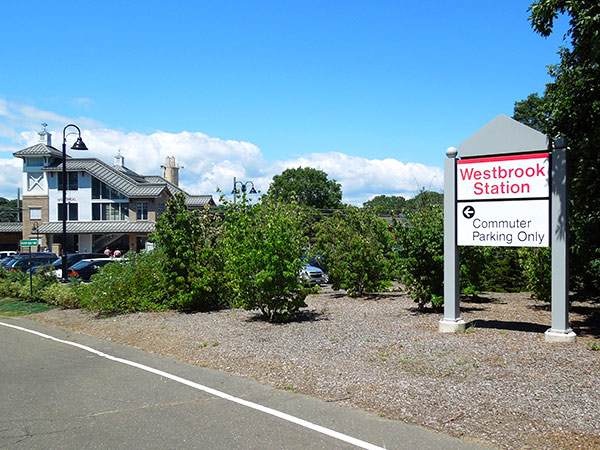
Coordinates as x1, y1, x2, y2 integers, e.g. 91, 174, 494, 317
457, 152, 550, 247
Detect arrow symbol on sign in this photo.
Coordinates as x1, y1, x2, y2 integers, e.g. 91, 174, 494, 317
462, 205, 475, 219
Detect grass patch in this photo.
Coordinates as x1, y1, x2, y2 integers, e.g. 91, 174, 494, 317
587, 341, 600, 351
0, 298, 57, 316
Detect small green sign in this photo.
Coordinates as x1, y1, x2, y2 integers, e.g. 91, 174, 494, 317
20, 240, 39, 247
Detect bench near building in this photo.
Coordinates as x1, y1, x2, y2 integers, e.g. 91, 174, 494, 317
6, 128, 214, 254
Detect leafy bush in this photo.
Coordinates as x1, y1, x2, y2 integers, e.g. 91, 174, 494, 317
519, 247, 551, 302
151, 193, 225, 310
40, 282, 79, 308
0, 269, 59, 302
221, 196, 311, 322
394, 204, 444, 310
461, 247, 526, 295
77, 251, 168, 313
314, 206, 393, 297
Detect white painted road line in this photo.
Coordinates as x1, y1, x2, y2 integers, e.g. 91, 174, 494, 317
0, 321, 385, 450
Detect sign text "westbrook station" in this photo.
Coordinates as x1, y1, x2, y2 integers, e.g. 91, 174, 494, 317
457, 153, 549, 201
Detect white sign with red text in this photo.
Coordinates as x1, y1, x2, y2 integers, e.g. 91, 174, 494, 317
457, 152, 550, 248
457, 152, 549, 201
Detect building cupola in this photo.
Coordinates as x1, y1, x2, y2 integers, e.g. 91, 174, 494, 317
38, 123, 52, 146
114, 150, 124, 167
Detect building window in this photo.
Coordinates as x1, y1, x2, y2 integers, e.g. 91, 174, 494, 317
92, 203, 129, 221
157, 203, 165, 216
29, 208, 42, 220
92, 177, 124, 199
27, 157, 44, 167
58, 203, 78, 221
136, 202, 148, 220
58, 172, 78, 191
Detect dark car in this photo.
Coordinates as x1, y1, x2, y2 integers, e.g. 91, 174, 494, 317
7, 253, 59, 272
1, 253, 47, 268
30, 252, 108, 274
67, 259, 118, 281
1, 255, 18, 268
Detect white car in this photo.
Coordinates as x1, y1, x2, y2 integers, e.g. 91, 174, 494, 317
300, 264, 328, 285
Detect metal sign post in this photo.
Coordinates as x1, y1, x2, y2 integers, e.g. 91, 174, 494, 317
547, 138, 575, 342
20, 239, 38, 297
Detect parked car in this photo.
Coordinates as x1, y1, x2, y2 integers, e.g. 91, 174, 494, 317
306, 255, 328, 275
31, 252, 108, 276
1, 255, 18, 268
300, 264, 328, 286
6, 253, 59, 272
67, 258, 120, 281
0, 251, 17, 259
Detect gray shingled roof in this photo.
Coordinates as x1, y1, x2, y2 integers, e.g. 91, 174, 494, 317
114, 165, 149, 183
37, 221, 155, 234
185, 196, 215, 207
13, 146, 215, 205
143, 176, 215, 206
144, 175, 182, 193
13, 143, 65, 159
42, 159, 169, 198
0, 222, 23, 232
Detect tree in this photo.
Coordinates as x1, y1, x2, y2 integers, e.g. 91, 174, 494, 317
268, 167, 343, 210
394, 204, 444, 310
0, 197, 19, 222
151, 193, 225, 310
404, 190, 443, 213
362, 195, 406, 215
522, 0, 600, 292
221, 196, 311, 322
513, 93, 550, 132
314, 206, 393, 297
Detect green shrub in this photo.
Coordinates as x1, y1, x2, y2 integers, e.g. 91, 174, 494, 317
151, 193, 225, 310
77, 251, 168, 313
40, 282, 79, 308
222, 196, 311, 322
0, 269, 59, 302
394, 204, 444, 310
461, 247, 526, 295
314, 206, 393, 297
519, 247, 551, 302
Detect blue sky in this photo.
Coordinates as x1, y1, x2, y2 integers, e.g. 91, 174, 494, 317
0, 0, 568, 204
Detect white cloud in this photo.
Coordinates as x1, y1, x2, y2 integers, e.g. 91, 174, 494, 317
0, 99, 443, 205
0, 100, 102, 144
72, 97, 94, 109
0, 158, 23, 199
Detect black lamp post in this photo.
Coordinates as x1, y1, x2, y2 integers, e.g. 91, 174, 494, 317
231, 177, 257, 204
32, 221, 40, 251
61, 124, 88, 281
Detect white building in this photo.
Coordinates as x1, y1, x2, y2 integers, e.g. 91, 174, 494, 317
12, 128, 214, 254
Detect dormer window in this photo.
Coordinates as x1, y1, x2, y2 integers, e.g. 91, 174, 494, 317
27, 157, 44, 167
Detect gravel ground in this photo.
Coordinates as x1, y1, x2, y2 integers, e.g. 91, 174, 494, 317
28, 286, 600, 449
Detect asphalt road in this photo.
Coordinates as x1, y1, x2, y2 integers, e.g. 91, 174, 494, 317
0, 317, 489, 449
